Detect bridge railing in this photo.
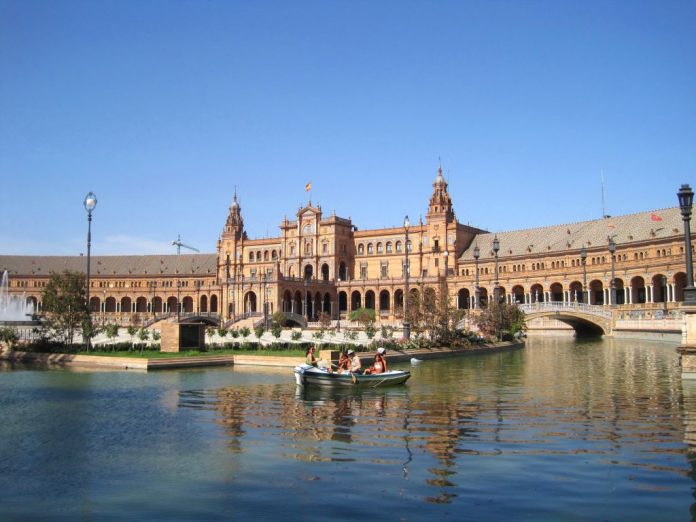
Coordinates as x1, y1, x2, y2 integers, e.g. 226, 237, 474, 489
519, 301, 613, 319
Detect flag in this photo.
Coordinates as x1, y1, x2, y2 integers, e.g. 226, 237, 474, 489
651, 213, 663, 222
305, 182, 312, 192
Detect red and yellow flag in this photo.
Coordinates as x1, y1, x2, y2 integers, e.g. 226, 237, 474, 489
305, 182, 312, 192
650, 213, 663, 222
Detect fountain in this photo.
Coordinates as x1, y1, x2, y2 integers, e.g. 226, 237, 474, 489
0, 270, 37, 324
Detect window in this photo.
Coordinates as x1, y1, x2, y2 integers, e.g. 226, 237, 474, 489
386, 242, 392, 253
377, 242, 383, 253
367, 243, 374, 254
358, 244, 365, 255
396, 241, 402, 252
360, 264, 367, 279
249, 252, 254, 262
381, 262, 388, 278
322, 243, 328, 253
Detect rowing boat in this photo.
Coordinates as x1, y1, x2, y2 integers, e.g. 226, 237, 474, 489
294, 364, 410, 388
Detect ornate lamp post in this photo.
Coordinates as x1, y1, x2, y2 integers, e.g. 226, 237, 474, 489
83, 191, 97, 350
662, 274, 668, 313
403, 215, 411, 340
608, 238, 616, 306
473, 244, 480, 309
262, 273, 269, 329
580, 246, 588, 304
492, 236, 501, 340
492, 236, 500, 303
678, 184, 696, 304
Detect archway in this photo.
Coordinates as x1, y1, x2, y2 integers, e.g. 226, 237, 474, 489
105, 297, 117, 313
530, 284, 544, 303
394, 289, 404, 314
479, 287, 489, 307
283, 290, 292, 312
244, 291, 257, 313
458, 288, 470, 309
304, 264, 313, 281
182, 296, 194, 313
121, 297, 132, 313
379, 290, 390, 312
614, 278, 625, 305
323, 292, 331, 314
550, 283, 563, 302
152, 296, 162, 313
321, 263, 330, 281
365, 290, 375, 310
351, 290, 361, 310
630, 276, 646, 304
166, 296, 178, 313
294, 291, 302, 314
339, 262, 347, 281
652, 274, 668, 303
136, 296, 147, 312
589, 280, 603, 305
210, 295, 218, 313
200, 295, 208, 313
338, 291, 348, 313
511, 285, 524, 304
89, 296, 100, 313
569, 281, 583, 303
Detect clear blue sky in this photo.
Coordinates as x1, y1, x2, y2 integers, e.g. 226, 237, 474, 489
1, 0, 695, 255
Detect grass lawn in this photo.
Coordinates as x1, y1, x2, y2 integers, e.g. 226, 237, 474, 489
84, 349, 307, 358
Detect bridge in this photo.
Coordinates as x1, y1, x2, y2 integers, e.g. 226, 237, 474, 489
143, 312, 221, 327
519, 302, 613, 336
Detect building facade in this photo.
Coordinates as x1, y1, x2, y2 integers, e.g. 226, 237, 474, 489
0, 167, 692, 329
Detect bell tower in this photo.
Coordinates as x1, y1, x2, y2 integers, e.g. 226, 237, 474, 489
223, 190, 245, 241
427, 164, 454, 223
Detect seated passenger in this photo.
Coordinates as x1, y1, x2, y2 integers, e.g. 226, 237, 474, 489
306, 346, 319, 367
365, 347, 388, 374
348, 349, 363, 374
337, 350, 350, 373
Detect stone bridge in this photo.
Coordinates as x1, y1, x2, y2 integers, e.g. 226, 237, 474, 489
519, 302, 613, 336
144, 312, 221, 327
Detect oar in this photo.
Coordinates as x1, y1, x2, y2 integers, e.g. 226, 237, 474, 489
349, 370, 357, 384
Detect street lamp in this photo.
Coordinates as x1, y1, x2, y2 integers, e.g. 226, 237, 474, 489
492, 236, 501, 340
662, 274, 668, 313
403, 215, 411, 340
442, 250, 449, 278
262, 273, 269, 329
678, 184, 696, 304
83, 191, 97, 350
580, 246, 588, 304
608, 238, 616, 306
473, 243, 480, 309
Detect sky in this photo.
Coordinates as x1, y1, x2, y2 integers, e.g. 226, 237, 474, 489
1, 0, 695, 256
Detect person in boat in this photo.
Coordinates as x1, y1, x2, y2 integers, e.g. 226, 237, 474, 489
365, 347, 388, 375
337, 350, 351, 373
348, 349, 363, 374
306, 346, 320, 367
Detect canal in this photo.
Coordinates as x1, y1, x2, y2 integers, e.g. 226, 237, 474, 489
1, 337, 694, 520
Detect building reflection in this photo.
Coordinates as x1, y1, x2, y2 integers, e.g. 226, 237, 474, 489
177, 341, 693, 508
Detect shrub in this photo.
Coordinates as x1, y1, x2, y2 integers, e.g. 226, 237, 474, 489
254, 325, 265, 339
216, 327, 228, 338
271, 323, 282, 339
291, 331, 302, 341
240, 326, 251, 338
230, 328, 239, 338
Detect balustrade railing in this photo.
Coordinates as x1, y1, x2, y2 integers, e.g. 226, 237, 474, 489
519, 301, 613, 318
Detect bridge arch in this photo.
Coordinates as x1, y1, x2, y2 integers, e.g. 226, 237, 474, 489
521, 303, 610, 337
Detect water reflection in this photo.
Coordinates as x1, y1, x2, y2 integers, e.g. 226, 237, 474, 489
178, 338, 692, 511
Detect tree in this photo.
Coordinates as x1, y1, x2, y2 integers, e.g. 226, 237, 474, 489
0, 326, 19, 352
349, 307, 375, 326
475, 302, 526, 339
127, 325, 137, 351
41, 271, 89, 345
272, 311, 287, 327
216, 326, 228, 339
104, 323, 119, 351
137, 328, 149, 354
254, 324, 265, 340
206, 326, 216, 344
271, 323, 282, 340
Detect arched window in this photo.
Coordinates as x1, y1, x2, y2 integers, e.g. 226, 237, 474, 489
395, 241, 402, 252
367, 243, 374, 254
358, 244, 365, 255
386, 242, 392, 253
376, 242, 383, 253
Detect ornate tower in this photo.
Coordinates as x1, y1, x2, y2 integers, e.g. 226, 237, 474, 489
426, 164, 454, 222
223, 190, 245, 241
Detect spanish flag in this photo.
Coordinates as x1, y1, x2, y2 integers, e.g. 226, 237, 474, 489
305, 182, 312, 192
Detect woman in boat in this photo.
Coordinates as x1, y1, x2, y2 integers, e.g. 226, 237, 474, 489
365, 347, 388, 374
348, 349, 363, 374
337, 350, 350, 373
306, 346, 319, 367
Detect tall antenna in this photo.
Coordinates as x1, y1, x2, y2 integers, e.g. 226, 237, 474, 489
601, 170, 607, 218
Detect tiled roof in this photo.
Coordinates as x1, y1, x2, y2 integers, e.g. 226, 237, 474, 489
0, 254, 218, 277
460, 207, 682, 260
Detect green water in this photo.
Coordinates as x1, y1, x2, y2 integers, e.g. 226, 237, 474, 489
1, 337, 694, 520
